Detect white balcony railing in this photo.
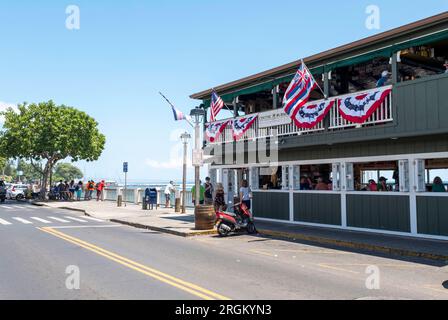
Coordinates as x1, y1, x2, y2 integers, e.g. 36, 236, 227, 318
329, 85, 393, 130
206, 86, 393, 144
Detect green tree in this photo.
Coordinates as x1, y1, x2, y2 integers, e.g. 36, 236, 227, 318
53, 163, 83, 182
0, 101, 105, 199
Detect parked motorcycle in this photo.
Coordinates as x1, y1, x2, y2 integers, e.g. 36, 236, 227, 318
215, 203, 257, 237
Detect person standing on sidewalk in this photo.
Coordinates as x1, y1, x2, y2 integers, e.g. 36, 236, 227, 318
164, 181, 175, 208
239, 180, 252, 210
204, 177, 214, 205
76, 181, 83, 201
96, 180, 105, 201
191, 180, 205, 206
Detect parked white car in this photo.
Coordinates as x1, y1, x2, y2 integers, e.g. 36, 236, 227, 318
7, 184, 29, 200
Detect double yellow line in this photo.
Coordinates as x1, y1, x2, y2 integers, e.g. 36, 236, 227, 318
38, 227, 230, 300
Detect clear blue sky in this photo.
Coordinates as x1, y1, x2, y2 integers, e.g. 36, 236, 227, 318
0, 1, 446, 183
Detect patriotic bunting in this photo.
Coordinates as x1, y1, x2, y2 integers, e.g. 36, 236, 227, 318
205, 120, 230, 142
232, 115, 258, 141
338, 86, 392, 123
293, 99, 335, 128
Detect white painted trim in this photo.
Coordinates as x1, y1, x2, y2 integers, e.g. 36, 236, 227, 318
416, 193, 448, 197
210, 152, 448, 169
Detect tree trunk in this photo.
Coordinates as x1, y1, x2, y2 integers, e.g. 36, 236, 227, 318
39, 161, 54, 200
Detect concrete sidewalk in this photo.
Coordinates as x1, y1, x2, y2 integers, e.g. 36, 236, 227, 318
33, 200, 448, 262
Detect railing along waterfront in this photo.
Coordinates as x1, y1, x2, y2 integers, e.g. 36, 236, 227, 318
103, 187, 194, 208
206, 86, 393, 144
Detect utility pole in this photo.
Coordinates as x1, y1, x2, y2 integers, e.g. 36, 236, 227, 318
190, 107, 206, 208
180, 132, 191, 213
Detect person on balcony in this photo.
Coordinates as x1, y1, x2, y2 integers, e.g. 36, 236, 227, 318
376, 70, 390, 87
368, 179, 378, 192
432, 177, 446, 192
299, 176, 312, 190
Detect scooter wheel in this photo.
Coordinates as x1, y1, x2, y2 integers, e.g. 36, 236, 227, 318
217, 222, 231, 237
247, 222, 257, 234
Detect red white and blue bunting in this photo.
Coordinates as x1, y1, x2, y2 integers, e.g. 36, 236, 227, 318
338, 86, 392, 123
293, 99, 335, 129
205, 120, 230, 142
232, 115, 258, 141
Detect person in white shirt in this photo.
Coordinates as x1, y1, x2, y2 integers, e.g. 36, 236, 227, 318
164, 181, 175, 208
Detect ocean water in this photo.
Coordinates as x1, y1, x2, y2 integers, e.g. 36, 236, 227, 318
113, 182, 195, 191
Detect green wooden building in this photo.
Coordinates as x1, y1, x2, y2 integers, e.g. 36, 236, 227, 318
191, 12, 448, 240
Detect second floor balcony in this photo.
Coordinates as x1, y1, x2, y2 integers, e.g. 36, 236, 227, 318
206, 85, 394, 145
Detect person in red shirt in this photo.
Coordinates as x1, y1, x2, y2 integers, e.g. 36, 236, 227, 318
96, 180, 105, 201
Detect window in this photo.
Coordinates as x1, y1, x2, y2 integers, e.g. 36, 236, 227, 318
398, 40, 448, 82
295, 163, 333, 191
417, 158, 448, 192
330, 57, 391, 96
349, 160, 405, 192
258, 166, 283, 190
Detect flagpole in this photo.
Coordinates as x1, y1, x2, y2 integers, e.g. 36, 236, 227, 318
302, 59, 327, 99
159, 91, 194, 127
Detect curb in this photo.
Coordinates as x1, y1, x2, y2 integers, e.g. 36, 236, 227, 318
110, 219, 217, 237
32, 201, 217, 238
257, 229, 448, 262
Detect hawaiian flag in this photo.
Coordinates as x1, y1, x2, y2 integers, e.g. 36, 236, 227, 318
210, 90, 224, 122
293, 99, 335, 129
283, 60, 317, 118
232, 115, 258, 141
205, 120, 229, 142
338, 86, 392, 123
171, 105, 187, 121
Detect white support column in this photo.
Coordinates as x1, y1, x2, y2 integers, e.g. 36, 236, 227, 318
288, 165, 294, 222
409, 158, 418, 235
340, 162, 348, 228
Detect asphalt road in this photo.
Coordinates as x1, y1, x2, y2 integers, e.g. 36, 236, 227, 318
1, 200, 448, 300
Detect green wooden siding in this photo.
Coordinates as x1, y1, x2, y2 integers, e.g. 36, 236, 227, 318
417, 196, 448, 236
252, 192, 289, 221
347, 194, 410, 232
293, 193, 341, 226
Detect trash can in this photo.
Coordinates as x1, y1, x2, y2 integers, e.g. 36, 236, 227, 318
117, 195, 122, 207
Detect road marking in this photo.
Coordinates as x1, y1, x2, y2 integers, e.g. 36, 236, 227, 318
1, 206, 13, 210
422, 284, 448, 294
82, 216, 104, 222
48, 217, 70, 223
64, 216, 88, 223
38, 227, 230, 300
12, 217, 33, 224
0, 218, 12, 225
48, 225, 122, 229
30, 217, 52, 224
318, 263, 361, 274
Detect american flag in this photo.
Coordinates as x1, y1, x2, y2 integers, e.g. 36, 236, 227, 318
210, 90, 224, 122
283, 60, 317, 117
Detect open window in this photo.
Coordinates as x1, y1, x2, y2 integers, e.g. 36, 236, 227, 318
416, 158, 448, 192
329, 56, 391, 96
348, 160, 406, 192
398, 39, 448, 82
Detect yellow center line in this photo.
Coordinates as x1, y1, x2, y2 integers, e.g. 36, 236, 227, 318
38, 227, 230, 300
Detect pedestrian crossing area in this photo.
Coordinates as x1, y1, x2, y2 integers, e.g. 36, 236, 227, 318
0, 204, 105, 226
0, 215, 104, 226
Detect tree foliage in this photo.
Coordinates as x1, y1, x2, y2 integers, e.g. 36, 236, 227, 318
53, 163, 83, 182
0, 101, 105, 198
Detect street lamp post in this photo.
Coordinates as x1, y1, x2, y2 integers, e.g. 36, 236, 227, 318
180, 132, 191, 214
189, 107, 206, 209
